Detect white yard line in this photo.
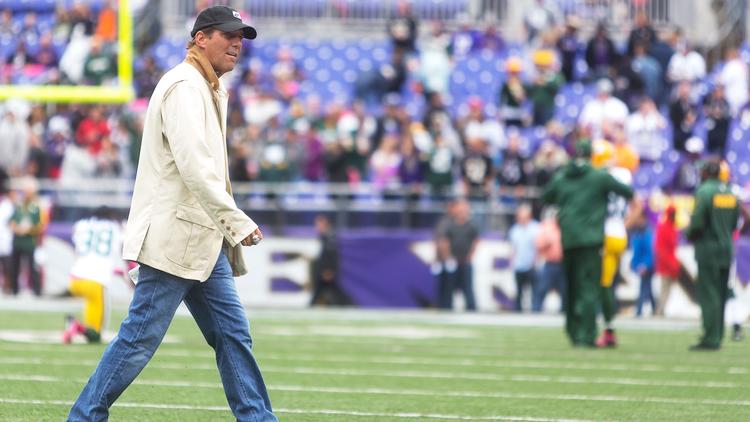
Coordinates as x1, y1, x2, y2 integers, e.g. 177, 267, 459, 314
0, 344, 746, 376
0, 354, 743, 390
0, 397, 609, 422
1, 374, 748, 408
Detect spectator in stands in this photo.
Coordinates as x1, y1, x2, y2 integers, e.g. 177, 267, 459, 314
497, 131, 531, 194
460, 138, 493, 200
25, 134, 49, 178
610, 125, 640, 173
69, 2, 95, 37
556, 15, 581, 82
258, 117, 292, 183
35, 32, 59, 69
626, 97, 668, 161
95, 0, 118, 42
579, 78, 629, 140
648, 30, 676, 106
297, 120, 325, 183
523, 0, 559, 44
585, 23, 618, 80
398, 132, 425, 193
451, 14, 481, 59
60, 141, 97, 183
52, 6, 72, 43
425, 133, 456, 197
458, 96, 504, 157
424, 92, 463, 159
6, 40, 34, 69
45, 114, 72, 179
372, 94, 407, 151
0, 109, 30, 176
270, 47, 302, 103
95, 137, 122, 177
310, 215, 350, 306
630, 207, 655, 317
631, 43, 663, 104
509, 203, 540, 312
436, 199, 478, 311
703, 83, 731, 156
134, 55, 163, 99
499, 57, 527, 127
0, 174, 11, 295
83, 37, 117, 85
534, 206, 566, 312
478, 23, 504, 53
719, 47, 749, 116
667, 39, 706, 88
0, 8, 18, 38
670, 136, 704, 193
20, 11, 40, 47
9, 178, 42, 296
370, 129, 402, 192
354, 47, 407, 107
627, 11, 657, 56
418, 21, 453, 98
669, 80, 697, 153
387, 0, 418, 54
528, 49, 564, 126
611, 53, 645, 110
532, 139, 568, 188
75, 105, 109, 155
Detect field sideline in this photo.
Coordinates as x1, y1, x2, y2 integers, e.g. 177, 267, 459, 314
0, 305, 747, 421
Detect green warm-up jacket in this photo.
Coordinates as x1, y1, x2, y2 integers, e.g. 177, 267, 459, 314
685, 179, 740, 268
541, 160, 634, 250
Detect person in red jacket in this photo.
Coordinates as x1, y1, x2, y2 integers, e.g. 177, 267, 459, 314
654, 204, 680, 315
655, 204, 698, 315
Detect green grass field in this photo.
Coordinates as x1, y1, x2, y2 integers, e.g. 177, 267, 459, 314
0, 307, 748, 421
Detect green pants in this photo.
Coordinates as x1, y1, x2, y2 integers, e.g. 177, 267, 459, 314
562, 246, 602, 346
696, 260, 730, 347
601, 284, 617, 324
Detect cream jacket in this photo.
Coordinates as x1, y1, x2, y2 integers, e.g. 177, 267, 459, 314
122, 62, 257, 281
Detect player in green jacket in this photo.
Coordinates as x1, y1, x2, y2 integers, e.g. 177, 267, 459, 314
685, 159, 749, 350
541, 141, 635, 347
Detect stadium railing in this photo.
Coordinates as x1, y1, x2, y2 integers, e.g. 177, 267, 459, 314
24, 178, 535, 231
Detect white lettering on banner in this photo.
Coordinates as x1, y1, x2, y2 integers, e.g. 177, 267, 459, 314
234, 238, 319, 307
39, 236, 711, 317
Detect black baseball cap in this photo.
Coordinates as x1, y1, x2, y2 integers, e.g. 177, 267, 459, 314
191, 6, 257, 39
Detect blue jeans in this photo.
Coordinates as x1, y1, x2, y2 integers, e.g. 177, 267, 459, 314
68, 251, 277, 422
636, 269, 656, 317
534, 262, 567, 312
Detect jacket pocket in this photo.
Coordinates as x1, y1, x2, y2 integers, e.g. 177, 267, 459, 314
165, 204, 216, 269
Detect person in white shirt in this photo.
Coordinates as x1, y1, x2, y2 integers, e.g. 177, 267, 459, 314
0, 180, 13, 294
62, 207, 127, 344
667, 40, 706, 86
626, 97, 668, 161
719, 47, 749, 116
579, 79, 629, 140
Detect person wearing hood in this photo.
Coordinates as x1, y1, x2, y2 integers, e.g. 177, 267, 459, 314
686, 159, 750, 350
541, 140, 634, 347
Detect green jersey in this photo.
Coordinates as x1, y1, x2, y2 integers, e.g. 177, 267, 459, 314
686, 179, 740, 268
541, 160, 634, 250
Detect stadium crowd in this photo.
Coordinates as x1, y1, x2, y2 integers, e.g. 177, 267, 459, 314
0, 1, 748, 335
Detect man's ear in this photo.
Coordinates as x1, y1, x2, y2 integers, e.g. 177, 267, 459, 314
194, 31, 209, 48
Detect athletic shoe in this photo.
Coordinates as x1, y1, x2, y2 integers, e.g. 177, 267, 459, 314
62, 316, 86, 344
732, 324, 743, 342
596, 328, 617, 348
689, 343, 720, 351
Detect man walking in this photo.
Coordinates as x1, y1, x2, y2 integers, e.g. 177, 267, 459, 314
686, 159, 748, 350
541, 141, 634, 347
68, 6, 277, 421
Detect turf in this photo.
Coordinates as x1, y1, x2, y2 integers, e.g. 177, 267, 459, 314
0, 308, 748, 421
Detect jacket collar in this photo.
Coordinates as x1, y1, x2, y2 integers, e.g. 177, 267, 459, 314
184, 46, 220, 92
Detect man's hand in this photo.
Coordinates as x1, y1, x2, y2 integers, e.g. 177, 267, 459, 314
241, 227, 264, 246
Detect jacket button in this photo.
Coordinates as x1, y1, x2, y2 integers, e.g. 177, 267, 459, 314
225, 226, 231, 230
220, 219, 225, 224
231, 232, 236, 236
